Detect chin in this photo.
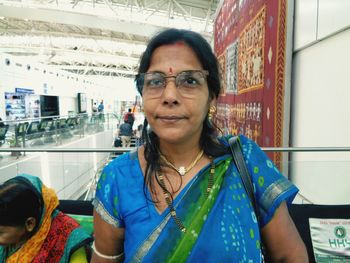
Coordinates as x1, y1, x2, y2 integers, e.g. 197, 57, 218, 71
156, 131, 186, 143
158, 134, 183, 143
160, 132, 200, 146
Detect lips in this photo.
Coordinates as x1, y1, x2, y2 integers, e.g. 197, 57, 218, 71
156, 115, 186, 123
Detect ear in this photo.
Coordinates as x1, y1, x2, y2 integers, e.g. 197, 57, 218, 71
209, 97, 217, 108
25, 217, 37, 233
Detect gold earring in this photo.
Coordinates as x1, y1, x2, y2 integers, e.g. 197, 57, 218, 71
208, 106, 216, 120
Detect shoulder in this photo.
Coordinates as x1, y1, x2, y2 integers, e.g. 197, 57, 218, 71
104, 152, 137, 173
217, 134, 268, 165
217, 134, 252, 148
100, 151, 141, 187
95, 151, 141, 201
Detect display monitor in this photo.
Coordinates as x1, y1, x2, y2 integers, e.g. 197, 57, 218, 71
40, 95, 59, 117
78, 93, 87, 113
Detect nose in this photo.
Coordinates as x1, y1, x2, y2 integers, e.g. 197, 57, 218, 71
161, 78, 179, 105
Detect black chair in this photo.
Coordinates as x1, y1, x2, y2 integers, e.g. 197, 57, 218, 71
38, 119, 49, 133
14, 122, 29, 147
42, 119, 57, 144
0, 124, 9, 146
27, 121, 47, 146
58, 118, 73, 139
66, 117, 78, 128
58, 200, 93, 216
26, 121, 41, 139
15, 122, 29, 136
58, 118, 68, 129
289, 204, 350, 262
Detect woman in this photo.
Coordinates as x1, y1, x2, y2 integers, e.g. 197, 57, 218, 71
0, 174, 92, 262
92, 29, 308, 262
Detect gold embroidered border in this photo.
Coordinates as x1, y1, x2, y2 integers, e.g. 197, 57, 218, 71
273, 0, 287, 165
92, 198, 121, 228
259, 178, 293, 212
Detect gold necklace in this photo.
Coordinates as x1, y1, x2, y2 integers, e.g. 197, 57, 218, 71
160, 150, 204, 176
157, 158, 215, 233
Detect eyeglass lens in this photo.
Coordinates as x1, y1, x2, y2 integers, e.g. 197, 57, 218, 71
137, 70, 208, 98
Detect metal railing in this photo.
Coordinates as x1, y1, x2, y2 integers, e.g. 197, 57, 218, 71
0, 112, 120, 149
1, 146, 350, 204
1, 146, 350, 153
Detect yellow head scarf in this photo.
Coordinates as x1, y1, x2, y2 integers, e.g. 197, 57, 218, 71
7, 183, 59, 263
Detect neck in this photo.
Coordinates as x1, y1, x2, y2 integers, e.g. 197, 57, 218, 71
159, 141, 201, 165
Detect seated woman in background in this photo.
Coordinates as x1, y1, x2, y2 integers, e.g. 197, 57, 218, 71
0, 174, 92, 263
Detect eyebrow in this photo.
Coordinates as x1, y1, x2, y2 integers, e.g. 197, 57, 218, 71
145, 70, 165, 75
145, 70, 201, 75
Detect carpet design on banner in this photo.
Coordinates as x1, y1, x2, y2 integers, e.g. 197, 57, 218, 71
238, 8, 265, 94
213, 0, 291, 165
218, 52, 227, 95
226, 41, 239, 94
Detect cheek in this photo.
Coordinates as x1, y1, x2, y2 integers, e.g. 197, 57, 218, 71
142, 101, 155, 120
0, 228, 26, 246
0, 233, 16, 246
194, 100, 210, 119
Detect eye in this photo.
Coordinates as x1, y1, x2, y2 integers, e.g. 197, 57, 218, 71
147, 78, 163, 87
183, 76, 199, 85
145, 74, 165, 88
178, 73, 201, 87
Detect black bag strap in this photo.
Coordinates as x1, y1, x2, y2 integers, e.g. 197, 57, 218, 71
228, 136, 260, 220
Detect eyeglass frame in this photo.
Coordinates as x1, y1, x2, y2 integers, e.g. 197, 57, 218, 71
135, 70, 209, 98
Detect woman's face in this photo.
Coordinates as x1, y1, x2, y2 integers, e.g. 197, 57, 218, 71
0, 225, 26, 246
142, 43, 215, 145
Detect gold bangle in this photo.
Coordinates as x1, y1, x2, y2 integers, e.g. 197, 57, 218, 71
91, 241, 124, 260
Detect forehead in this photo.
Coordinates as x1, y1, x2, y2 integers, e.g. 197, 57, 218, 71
148, 43, 203, 72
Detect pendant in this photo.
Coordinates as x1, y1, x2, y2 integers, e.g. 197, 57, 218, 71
178, 166, 186, 176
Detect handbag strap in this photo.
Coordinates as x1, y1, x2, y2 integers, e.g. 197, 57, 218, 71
228, 136, 260, 220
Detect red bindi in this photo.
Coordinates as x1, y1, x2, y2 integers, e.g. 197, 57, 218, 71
169, 67, 173, 74
173, 41, 185, 46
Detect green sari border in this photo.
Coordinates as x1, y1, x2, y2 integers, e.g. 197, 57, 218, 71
165, 158, 231, 262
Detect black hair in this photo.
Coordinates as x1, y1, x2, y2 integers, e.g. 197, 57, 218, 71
135, 28, 228, 201
0, 177, 42, 227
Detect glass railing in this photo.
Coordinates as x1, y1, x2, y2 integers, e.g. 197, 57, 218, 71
0, 112, 120, 150
1, 136, 350, 205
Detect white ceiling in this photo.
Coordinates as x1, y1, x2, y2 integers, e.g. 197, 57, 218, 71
0, 0, 221, 78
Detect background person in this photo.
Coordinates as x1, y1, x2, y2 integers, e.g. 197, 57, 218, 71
92, 102, 98, 113
113, 125, 122, 147
118, 120, 133, 147
0, 117, 4, 128
97, 101, 104, 113
0, 174, 92, 262
91, 28, 307, 262
123, 108, 135, 128
97, 101, 105, 121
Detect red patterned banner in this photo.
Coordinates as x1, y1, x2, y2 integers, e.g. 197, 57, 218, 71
214, 0, 290, 164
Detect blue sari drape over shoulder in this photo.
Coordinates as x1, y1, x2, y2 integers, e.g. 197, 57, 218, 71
94, 135, 298, 262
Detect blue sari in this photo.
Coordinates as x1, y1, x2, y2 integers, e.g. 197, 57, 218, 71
94, 135, 298, 262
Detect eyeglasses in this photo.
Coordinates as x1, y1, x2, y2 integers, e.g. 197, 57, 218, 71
135, 70, 209, 98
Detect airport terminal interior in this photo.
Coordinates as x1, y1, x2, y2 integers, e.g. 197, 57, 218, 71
1, 0, 350, 261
